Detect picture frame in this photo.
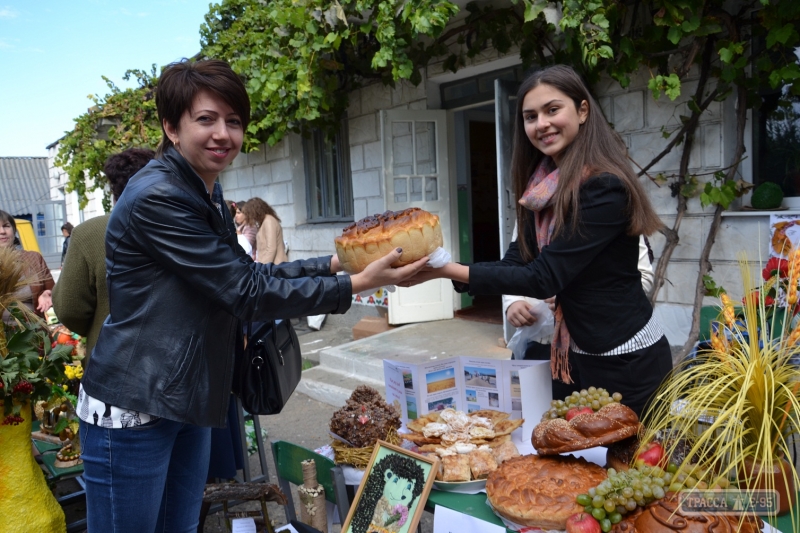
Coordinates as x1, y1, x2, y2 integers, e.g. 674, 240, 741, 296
341, 440, 439, 533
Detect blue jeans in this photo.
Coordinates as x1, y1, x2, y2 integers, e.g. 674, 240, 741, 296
79, 418, 211, 533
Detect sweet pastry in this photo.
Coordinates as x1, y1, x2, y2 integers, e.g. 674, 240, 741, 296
334, 207, 443, 273
532, 402, 640, 455
468, 449, 497, 479
611, 492, 763, 532
442, 455, 471, 482
491, 440, 520, 464
487, 454, 607, 530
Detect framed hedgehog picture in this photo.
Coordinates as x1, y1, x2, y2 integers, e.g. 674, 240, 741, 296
342, 440, 439, 533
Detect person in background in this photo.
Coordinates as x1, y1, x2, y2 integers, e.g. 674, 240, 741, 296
60, 222, 73, 266
241, 197, 288, 264
76, 59, 426, 532
52, 148, 155, 363
402, 65, 671, 417
0, 210, 54, 317
224, 199, 252, 256
235, 201, 257, 256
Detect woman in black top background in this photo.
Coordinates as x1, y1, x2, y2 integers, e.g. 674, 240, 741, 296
403, 65, 672, 416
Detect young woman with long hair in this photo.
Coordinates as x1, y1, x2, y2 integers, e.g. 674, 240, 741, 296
404, 65, 670, 416
241, 197, 288, 264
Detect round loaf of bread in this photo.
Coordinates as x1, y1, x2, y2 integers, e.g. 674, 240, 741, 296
334, 208, 443, 274
486, 454, 607, 530
532, 402, 640, 455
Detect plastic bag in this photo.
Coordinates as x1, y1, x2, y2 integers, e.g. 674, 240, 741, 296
505, 300, 555, 359
307, 314, 326, 330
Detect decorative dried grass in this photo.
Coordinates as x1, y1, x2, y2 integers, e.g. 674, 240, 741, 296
332, 427, 402, 468
640, 254, 800, 530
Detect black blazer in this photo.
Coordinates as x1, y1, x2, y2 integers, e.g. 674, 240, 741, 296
461, 173, 653, 353
82, 147, 352, 427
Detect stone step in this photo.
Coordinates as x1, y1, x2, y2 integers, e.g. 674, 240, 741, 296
296, 366, 385, 408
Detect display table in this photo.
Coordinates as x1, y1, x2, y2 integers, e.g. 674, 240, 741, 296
426, 490, 794, 532
422, 437, 795, 532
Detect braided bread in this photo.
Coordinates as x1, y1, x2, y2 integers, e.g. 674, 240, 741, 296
532, 402, 640, 455
334, 208, 442, 274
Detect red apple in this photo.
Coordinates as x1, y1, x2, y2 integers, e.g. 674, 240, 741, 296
637, 441, 666, 467
566, 407, 594, 421
565, 512, 601, 533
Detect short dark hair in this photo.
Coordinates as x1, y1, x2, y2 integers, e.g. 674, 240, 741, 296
0, 210, 20, 246
155, 59, 250, 157
61, 222, 74, 234
104, 148, 156, 201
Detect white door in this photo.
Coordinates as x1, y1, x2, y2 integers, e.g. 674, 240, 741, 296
495, 79, 520, 341
382, 109, 454, 325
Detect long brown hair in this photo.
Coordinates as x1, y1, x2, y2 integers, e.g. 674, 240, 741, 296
241, 197, 281, 226
510, 65, 663, 261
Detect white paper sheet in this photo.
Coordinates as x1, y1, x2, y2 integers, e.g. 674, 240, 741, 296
433, 504, 505, 533
231, 518, 257, 533
518, 361, 552, 443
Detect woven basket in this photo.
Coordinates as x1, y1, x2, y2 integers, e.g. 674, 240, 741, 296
331, 427, 402, 468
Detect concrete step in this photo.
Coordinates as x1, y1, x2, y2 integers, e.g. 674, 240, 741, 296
297, 366, 385, 408
303, 317, 507, 407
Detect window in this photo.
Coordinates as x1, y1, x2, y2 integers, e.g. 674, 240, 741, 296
752, 46, 800, 197
303, 122, 353, 222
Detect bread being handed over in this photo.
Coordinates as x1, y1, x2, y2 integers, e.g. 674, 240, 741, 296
334, 208, 442, 273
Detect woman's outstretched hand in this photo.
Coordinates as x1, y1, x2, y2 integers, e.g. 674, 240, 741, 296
397, 262, 468, 287
350, 248, 429, 294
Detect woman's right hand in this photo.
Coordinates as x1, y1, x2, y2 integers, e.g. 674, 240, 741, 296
350, 248, 429, 294
506, 300, 537, 328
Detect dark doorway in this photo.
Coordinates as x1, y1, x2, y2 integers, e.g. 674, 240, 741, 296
456, 120, 502, 324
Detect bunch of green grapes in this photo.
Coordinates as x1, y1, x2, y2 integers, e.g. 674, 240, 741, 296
665, 462, 729, 493
575, 464, 670, 532
540, 387, 622, 420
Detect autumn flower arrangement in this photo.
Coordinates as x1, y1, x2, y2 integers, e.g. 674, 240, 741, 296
641, 254, 800, 530
0, 247, 74, 425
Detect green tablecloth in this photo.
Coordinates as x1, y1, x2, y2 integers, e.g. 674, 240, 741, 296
426, 490, 797, 532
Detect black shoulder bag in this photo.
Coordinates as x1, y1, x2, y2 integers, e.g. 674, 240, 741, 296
233, 319, 302, 415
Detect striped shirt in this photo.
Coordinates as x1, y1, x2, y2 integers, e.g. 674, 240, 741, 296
571, 314, 664, 356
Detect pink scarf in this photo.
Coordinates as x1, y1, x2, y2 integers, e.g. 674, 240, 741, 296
519, 157, 573, 384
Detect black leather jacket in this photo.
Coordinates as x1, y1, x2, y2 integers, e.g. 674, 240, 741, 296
81, 147, 352, 427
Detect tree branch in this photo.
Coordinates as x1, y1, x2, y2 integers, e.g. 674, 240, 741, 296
678, 82, 749, 359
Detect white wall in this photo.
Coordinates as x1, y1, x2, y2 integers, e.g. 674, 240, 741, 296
47, 143, 106, 225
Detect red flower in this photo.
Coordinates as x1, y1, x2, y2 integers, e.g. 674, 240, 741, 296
743, 291, 776, 306
763, 257, 789, 280
743, 291, 760, 305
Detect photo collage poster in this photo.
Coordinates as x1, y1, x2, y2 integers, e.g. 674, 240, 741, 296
383, 357, 540, 425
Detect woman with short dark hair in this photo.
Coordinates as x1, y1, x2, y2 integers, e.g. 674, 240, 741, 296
77, 59, 427, 532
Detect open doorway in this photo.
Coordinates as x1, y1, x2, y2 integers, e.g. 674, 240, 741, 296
454, 106, 502, 324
